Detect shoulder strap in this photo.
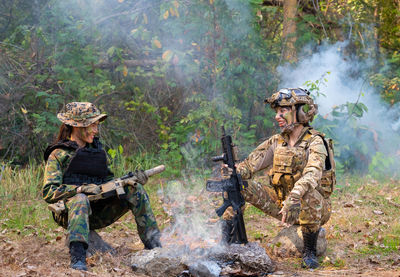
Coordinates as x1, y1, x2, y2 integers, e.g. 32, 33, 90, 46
277, 135, 285, 146
308, 129, 335, 171
44, 140, 79, 162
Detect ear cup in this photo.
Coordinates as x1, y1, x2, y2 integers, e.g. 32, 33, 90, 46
297, 104, 317, 123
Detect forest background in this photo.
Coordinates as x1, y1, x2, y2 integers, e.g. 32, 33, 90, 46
1, 0, 400, 275
0, 0, 399, 178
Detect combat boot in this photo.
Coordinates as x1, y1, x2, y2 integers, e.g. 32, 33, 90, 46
221, 219, 234, 244
69, 241, 88, 271
142, 228, 162, 249
301, 229, 320, 269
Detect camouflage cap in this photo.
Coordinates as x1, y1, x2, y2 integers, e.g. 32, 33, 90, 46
57, 102, 107, 127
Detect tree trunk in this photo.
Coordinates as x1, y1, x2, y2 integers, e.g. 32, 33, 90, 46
373, 4, 381, 70
282, 0, 298, 63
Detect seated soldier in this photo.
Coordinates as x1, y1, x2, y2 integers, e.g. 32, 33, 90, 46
42, 102, 161, 271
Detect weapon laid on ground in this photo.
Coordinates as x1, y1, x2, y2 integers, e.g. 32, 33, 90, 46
48, 165, 165, 215
206, 126, 248, 244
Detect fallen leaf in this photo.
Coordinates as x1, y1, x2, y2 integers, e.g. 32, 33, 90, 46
162, 50, 173, 61
163, 10, 169, 19
373, 210, 384, 215
368, 255, 380, 264
343, 202, 355, 208
123, 65, 128, 77
153, 39, 162, 48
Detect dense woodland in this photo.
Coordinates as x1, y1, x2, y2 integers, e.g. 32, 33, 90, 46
0, 0, 399, 177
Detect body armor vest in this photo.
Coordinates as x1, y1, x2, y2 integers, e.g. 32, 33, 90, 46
269, 129, 335, 201
44, 138, 112, 185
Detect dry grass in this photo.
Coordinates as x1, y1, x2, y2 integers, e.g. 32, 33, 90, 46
1, 161, 400, 276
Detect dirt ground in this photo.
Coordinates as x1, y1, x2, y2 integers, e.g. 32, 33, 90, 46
2, 177, 400, 276
1, 212, 400, 277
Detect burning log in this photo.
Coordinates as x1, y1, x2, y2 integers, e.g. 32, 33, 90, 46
129, 242, 276, 277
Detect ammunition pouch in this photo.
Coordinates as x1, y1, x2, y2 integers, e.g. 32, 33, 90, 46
317, 169, 335, 199
313, 133, 336, 199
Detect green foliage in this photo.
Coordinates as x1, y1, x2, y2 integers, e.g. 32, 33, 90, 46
370, 51, 400, 104
0, 0, 399, 180
307, 77, 374, 174
368, 152, 395, 180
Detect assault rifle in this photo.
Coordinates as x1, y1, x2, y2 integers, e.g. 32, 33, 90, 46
48, 165, 165, 215
206, 126, 248, 244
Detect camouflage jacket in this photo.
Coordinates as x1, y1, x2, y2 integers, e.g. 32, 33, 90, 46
42, 142, 113, 204
237, 126, 328, 199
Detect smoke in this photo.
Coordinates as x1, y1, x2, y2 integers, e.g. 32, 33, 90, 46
278, 41, 400, 178
278, 41, 373, 116
159, 177, 223, 250
47, 0, 254, 248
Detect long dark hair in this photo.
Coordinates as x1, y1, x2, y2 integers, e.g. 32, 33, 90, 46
55, 123, 73, 142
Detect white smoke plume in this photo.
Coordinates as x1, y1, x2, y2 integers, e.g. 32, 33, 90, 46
278, 41, 400, 177
159, 176, 223, 250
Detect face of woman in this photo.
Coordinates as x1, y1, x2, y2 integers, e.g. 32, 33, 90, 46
275, 106, 294, 128
74, 121, 99, 145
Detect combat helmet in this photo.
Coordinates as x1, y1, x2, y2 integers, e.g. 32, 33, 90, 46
265, 88, 318, 124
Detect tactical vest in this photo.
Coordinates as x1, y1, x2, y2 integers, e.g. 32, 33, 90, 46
44, 138, 112, 185
269, 129, 335, 200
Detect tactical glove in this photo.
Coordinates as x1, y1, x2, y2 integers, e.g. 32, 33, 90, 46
134, 169, 148, 185
123, 169, 148, 186
220, 164, 233, 179
279, 196, 301, 225
77, 183, 101, 195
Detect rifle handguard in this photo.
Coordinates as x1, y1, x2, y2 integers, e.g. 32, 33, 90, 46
88, 165, 165, 201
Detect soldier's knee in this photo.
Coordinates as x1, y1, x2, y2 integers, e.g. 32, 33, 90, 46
301, 224, 320, 233
70, 193, 90, 206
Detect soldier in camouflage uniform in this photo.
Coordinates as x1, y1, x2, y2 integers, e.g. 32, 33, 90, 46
222, 88, 335, 269
42, 102, 161, 271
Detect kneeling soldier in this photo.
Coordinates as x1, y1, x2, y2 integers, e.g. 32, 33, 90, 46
222, 88, 335, 269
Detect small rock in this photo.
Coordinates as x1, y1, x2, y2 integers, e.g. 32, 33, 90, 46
189, 260, 221, 277
270, 225, 327, 258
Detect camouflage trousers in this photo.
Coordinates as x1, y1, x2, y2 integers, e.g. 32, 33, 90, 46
223, 177, 331, 233
53, 183, 159, 246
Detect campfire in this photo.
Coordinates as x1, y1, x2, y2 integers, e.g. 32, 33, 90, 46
129, 179, 276, 277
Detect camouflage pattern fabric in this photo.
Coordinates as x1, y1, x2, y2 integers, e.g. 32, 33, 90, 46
43, 146, 114, 203
57, 102, 107, 127
43, 147, 86, 203
53, 184, 159, 245
224, 126, 332, 233
43, 146, 159, 246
